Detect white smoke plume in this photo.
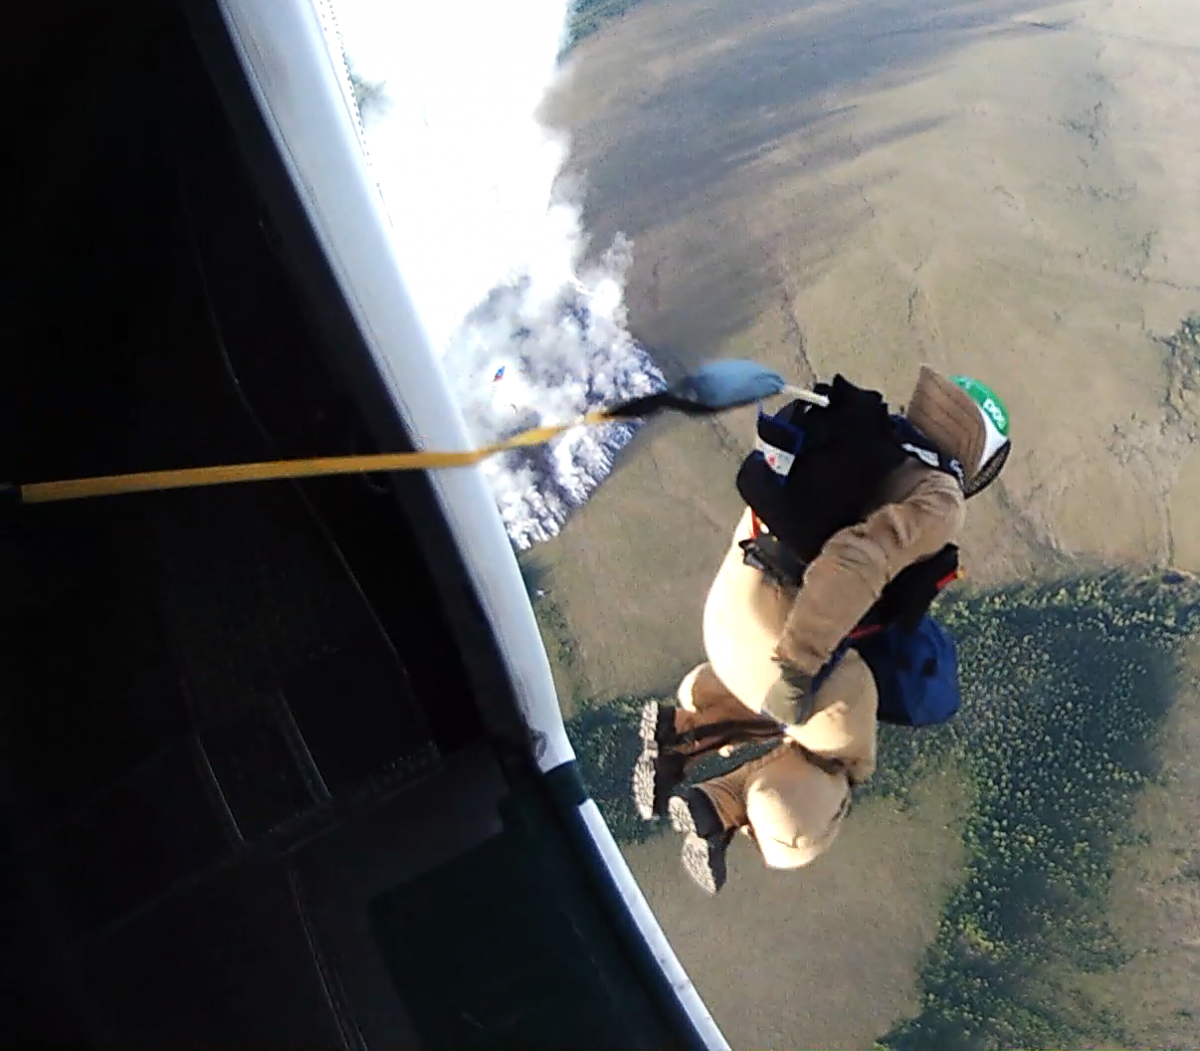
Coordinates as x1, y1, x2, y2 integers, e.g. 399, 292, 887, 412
318, 0, 663, 549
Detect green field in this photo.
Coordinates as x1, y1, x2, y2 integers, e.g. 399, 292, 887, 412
555, 571, 1200, 1049
561, 0, 648, 53
545, 0, 1200, 1034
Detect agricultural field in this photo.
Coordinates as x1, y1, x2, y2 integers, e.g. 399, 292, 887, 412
537, 0, 1200, 1045
551, 572, 1200, 1049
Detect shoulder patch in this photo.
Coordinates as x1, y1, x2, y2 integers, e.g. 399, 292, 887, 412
756, 436, 796, 477
900, 442, 940, 469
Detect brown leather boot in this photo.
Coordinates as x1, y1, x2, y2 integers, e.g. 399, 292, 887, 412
632, 702, 688, 820
667, 787, 736, 894
678, 663, 740, 713
668, 744, 821, 894
632, 670, 781, 821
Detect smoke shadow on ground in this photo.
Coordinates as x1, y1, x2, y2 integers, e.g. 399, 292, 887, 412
548, 0, 1071, 355
556, 0, 1067, 233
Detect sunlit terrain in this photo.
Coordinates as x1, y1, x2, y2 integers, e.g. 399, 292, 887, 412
531, 0, 1200, 1047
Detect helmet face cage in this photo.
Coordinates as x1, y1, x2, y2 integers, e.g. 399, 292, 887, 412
965, 438, 1011, 498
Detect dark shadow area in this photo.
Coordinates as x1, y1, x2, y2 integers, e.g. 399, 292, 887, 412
563, 572, 1198, 1049
551, 0, 1066, 355
618, 170, 889, 365
871, 573, 1195, 1050
562, 0, 1061, 235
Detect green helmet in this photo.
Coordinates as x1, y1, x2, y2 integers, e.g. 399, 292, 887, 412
951, 375, 1011, 496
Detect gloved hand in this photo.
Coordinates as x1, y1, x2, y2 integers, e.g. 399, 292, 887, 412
761, 662, 817, 726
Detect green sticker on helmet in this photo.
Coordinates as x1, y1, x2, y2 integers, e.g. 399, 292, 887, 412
951, 376, 1010, 438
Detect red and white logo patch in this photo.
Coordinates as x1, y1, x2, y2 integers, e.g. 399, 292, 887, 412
756, 437, 795, 478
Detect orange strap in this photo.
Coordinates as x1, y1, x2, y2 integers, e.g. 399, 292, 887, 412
13, 411, 618, 504
937, 567, 965, 589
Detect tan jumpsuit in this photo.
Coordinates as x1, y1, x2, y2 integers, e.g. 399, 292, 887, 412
680, 458, 965, 869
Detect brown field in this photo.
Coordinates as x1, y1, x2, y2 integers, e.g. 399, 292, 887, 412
1081, 637, 1200, 1051
534, 0, 1200, 1046
539, 0, 1200, 703
623, 768, 968, 1050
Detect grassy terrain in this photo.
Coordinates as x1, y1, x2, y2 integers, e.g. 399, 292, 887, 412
545, 0, 1200, 596
875, 573, 1199, 1050
1090, 638, 1200, 1051
543, 1, 1200, 1042
554, 571, 1200, 1049
561, 0, 649, 54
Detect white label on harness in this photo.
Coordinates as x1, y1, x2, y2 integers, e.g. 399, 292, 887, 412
756, 437, 795, 477
901, 442, 940, 469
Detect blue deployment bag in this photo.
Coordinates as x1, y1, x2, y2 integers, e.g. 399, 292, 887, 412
819, 615, 962, 728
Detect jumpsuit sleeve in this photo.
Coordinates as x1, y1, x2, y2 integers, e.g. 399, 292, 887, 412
775, 468, 966, 675
781, 647, 878, 784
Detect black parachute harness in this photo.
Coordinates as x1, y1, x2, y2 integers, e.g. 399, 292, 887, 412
735, 375, 967, 642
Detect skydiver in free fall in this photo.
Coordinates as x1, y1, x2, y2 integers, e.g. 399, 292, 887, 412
633, 366, 1014, 894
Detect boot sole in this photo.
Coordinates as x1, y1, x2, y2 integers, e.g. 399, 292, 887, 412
639, 700, 664, 747
680, 834, 727, 895
632, 752, 659, 821
667, 793, 697, 835
668, 796, 728, 895
632, 702, 677, 821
